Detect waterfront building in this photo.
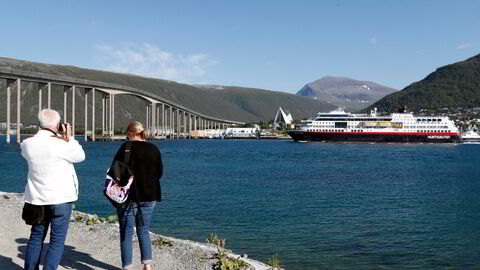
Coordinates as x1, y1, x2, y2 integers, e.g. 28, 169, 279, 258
273, 107, 293, 129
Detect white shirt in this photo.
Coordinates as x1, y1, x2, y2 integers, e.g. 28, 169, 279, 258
21, 130, 86, 205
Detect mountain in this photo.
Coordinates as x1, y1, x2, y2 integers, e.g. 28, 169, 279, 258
365, 53, 480, 113
0, 57, 335, 126
195, 85, 335, 122
297, 76, 398, 111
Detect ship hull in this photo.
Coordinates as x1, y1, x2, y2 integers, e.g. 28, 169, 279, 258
462, 138, 480, 143
288, 131, 462, 143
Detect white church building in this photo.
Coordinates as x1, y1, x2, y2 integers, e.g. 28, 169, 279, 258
273, 107, 293, 128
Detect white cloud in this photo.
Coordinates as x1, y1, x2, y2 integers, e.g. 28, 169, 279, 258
370, 37, 377, 44
456, 43, 474, 50
94, 43, 218, 83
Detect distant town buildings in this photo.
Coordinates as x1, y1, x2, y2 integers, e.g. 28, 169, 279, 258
225, 126, 259, 137
0, 122, 24, 130
414, 107, 480, 131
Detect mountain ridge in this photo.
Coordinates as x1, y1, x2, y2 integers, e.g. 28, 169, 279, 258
365, 53, 480, 113
0, 57, 336, 125
296, 76, 397, 111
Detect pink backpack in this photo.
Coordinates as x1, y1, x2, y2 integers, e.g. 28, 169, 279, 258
104, 142, 134, 206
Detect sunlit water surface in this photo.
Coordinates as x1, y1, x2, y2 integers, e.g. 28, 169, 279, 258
1, 138, 480, 269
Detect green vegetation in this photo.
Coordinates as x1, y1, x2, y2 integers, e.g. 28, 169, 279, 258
152, 237, 173, 247
99, 215, 118, 223
206, 233, 226, 248
86, 217, 99, 225
267, 254, 281, 269
213, 249, 249, 270
365, 53, 480, 113
74, 215, 84, 223
73, 213, 117, 225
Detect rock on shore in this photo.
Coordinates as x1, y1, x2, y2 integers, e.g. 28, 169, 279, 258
0, 192, 276, 270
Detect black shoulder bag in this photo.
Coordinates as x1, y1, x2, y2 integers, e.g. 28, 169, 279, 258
22, 202, 46, 225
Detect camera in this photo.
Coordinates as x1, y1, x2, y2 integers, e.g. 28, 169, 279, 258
58, 123, 70, 138
58, 122, 67, 132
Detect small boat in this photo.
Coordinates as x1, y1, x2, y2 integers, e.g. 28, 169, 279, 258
461, 130, 480, 143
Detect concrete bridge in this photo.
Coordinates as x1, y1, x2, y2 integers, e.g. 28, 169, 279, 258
0, 67, 244, 143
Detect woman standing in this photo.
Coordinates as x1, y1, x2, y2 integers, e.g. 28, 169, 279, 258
110, 121, 163, 270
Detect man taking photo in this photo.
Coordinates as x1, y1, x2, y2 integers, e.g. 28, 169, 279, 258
21, 109, 85, 270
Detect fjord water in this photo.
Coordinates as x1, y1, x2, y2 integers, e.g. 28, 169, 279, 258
1, 139, 480, 270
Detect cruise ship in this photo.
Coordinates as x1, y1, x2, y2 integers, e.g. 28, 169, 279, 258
287, 108, 462, 143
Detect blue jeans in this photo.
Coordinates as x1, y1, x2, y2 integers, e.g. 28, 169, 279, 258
24, 202, 73, 270
117, 201, 156, 269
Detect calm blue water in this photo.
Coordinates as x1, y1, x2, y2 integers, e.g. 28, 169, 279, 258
1, 137, 480, 270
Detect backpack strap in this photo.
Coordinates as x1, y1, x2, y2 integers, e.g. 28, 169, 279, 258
124, 141, 145, 224
124, 141, 132, 165
124, 142, 140, 202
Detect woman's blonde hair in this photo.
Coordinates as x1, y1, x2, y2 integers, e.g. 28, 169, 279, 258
127, 121, 147, 140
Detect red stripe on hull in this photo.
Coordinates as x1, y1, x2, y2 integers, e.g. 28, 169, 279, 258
303, 132, 459, 136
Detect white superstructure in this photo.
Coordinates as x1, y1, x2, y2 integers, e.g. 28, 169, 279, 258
299, 108, 459, 134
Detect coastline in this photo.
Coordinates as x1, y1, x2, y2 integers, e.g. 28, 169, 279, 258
0, 191, 277, 270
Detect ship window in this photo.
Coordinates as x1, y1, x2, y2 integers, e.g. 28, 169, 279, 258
427, 119, 432, 122
335, 122, 347, 129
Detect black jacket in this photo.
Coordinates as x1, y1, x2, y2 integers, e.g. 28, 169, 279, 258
110, 141, 163, 202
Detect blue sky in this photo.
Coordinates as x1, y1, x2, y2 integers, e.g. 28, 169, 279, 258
0, 0, 479, 93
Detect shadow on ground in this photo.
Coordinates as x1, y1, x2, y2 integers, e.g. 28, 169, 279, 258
15, 238, 121, 270
0, 254, 23, 270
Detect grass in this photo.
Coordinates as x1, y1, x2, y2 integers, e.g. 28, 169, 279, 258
267, 254, 281, 269
206, 233, 226, 248
213, 249, 249, 270
73, 213, 118, 225
152, 237, 173, 247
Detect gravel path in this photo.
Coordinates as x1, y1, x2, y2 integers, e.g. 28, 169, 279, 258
0, 192, 275, 270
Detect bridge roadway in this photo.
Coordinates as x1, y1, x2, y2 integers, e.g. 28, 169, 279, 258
0, 67, 244, 143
